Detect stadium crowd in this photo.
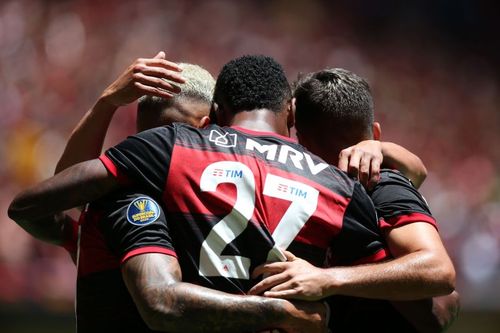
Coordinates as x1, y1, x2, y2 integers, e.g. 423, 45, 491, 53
0, 0, 499, 315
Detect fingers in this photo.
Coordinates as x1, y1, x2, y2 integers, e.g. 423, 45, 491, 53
283, 250, 297, 261
153, 51, 166, 59
248, 272, 291, 295
358, 153, 372, 186
263, 289, 300, 299
347, 149, 362, 179
368, 158, 381, 190
133, 71, 183, 94
138, 57, 183, 72
338, 149, 350, 172
133, 63, 186, 84
338, 141, 383, 189
251, 262, 287, 279
133, 81, 175, 99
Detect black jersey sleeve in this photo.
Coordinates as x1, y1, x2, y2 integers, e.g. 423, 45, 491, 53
370, 170, 437, 231
328, 182, 389, 266
99, 126, 177, 198
93, 191, 177, 263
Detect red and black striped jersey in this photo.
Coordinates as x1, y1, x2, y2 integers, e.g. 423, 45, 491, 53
99, 123, 388, 294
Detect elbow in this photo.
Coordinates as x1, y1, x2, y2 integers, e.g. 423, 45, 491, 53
441, 266, 456, 295
8, 189, 36, 223
7, 203, 16, 221
436, 274, 455, 297
8, 198, 24, 223
138, 286, 181, 332
417, 250, 456, 296
8, 196, 34, 226
431, 259, 456, 296
410, 163, 427, 188
416, 165, 428, 185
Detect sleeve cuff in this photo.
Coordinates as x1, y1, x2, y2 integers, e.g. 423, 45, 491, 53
379, 212, 438, 232
99, 153, 129, 184
351, 248, 390, 265
121, 246, 177, 264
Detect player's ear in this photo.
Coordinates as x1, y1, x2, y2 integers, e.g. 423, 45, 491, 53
198, 115, 211, 128
373, 122, 381, 140
287, 98, 296, 130
209, 102, 219, 125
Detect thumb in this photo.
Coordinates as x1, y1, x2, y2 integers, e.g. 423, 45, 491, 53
154, 51, 166, 59
283, 250, 297, 261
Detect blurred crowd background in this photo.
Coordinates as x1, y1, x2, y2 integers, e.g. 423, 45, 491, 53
0, 0, 499, 332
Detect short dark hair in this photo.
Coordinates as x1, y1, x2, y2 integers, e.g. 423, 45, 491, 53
293, 68, 374, 142
213, 55, 291, 114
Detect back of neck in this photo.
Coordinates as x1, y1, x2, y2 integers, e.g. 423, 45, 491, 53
228, 109, 290, 137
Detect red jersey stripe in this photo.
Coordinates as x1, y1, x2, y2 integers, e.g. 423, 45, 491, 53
99, 154, 129, 184
121, 246, 178, 264
379, 212, 438, 231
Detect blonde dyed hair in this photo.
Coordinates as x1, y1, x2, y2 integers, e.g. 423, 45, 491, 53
139, 63, 215, 105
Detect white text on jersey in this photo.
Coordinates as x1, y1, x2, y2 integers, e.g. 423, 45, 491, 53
245, 138, 328, 175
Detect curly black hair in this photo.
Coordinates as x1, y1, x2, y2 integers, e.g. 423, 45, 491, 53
214, 55, 291, 114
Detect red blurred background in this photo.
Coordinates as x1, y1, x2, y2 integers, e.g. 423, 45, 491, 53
0, 1, 499, 332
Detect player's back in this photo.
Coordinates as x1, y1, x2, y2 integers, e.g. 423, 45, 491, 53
162, 124, 386, 293
102, 123, 387, 294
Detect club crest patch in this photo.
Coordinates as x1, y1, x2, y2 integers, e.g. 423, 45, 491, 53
126, 197, 160, 226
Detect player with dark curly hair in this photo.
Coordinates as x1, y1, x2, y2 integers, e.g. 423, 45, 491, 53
214, 55, 292, 113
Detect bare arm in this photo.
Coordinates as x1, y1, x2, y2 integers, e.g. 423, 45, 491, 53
381, 142, 427, 188
55, 51, 185, 174
11, 211, 74, 246
250, 223, 455, 301
9, 159, 118, 226
54, 99, 119, 174
338, 140, 427, 189
122, 253, 327, 333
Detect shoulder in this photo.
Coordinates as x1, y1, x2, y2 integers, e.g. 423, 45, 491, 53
370, 169, 432, 214
373, 169, 416, 192
370, 169, 416, 195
